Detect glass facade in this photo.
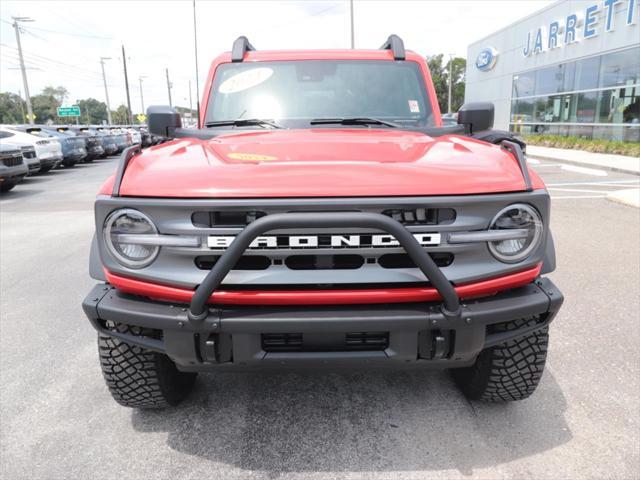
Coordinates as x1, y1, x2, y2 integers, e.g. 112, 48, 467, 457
510, 46, 640, 142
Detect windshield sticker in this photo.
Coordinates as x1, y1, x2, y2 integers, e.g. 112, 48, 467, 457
219, 68, 274, 94
227, 152, 278, 161
408, 100, 420, 113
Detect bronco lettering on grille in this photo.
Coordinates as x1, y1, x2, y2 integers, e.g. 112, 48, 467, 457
207, 233, 441, 249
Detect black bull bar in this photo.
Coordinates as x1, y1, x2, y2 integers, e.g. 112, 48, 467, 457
187, 212, 461, 322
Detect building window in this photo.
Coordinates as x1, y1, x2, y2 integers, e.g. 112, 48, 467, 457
509, 47, 640, 142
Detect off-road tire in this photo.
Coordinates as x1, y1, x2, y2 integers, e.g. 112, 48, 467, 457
452, 317, 549, 402
98, 323, 197, 408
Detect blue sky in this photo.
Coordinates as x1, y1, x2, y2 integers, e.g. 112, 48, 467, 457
0, 0, 553, 113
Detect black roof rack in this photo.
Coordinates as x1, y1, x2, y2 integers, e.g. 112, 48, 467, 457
380, 34, 405, 60
231, 36, 256, 62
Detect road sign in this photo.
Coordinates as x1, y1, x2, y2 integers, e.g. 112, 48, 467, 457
57, 106, 80, 117
26, 113, 37, 121
136, 114, 147, 123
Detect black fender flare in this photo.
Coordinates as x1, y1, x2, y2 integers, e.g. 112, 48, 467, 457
541, 231, 556, 274
89, 234, 106, 281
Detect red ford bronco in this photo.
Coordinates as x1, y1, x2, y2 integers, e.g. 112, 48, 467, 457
83, 35, 563, 408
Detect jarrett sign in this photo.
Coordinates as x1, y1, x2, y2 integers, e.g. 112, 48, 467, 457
523, 0, 637, 57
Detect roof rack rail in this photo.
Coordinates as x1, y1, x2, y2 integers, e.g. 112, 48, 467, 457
231, 36, 256, 62
380, 34, 405, 60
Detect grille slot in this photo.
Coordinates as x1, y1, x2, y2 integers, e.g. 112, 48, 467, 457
382, 207, 456, 225
285, 254, 364, 270
378, 252, 453, 269
193, 210, 266, 228
261, 332, 389, 352
195, 255, 271, 270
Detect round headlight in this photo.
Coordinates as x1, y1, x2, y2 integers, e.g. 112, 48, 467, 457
104, 209, 159, 268
488, 204, 543, 263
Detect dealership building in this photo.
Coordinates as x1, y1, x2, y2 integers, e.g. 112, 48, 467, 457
465, 0, 639, 142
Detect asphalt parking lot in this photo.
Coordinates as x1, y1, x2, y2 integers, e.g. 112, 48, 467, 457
1, 156, 639, 480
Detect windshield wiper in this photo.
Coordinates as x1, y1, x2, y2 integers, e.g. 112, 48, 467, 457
310, 117, 400, 128
205, 118, 285, 129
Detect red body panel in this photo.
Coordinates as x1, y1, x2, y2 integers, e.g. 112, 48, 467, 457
100, 130, 544, 198
105, 264, 541, 306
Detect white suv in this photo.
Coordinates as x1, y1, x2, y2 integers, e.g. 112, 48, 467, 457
0, 125, 63, 173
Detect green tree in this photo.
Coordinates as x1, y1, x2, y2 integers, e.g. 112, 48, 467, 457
426, 55, 466, 114
112, 105, 131, 124
0, 93, 27, 124
76, 98, 108, 124
30, 92, 59, 124
41, 86, 69, 105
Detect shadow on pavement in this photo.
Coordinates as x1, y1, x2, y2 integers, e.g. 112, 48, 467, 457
131, 369, 571, 475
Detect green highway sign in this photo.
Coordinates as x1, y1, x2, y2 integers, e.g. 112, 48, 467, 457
57, 106, 81, 117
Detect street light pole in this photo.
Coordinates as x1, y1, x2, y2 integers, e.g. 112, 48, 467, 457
349, 0, 355, 49
100, 57, 113, 125
166, 68, 173, 107
447, 54, 454, 114
138, 76, 146, 115
12, 17, 35, 125
121, 45, 133, 124
189, 80, 193, 121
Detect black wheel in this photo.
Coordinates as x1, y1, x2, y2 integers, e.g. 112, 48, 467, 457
63, 160, 76, 168
84, 158, 94, 163
452, 317, 549, 402
98, 322, 197, 408
0, 182, 16, 192
39, 165, 52, 173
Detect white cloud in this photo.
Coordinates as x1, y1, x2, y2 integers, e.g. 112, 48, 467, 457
0, 0, 552, 115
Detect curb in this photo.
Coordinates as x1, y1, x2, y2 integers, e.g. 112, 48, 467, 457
526, 154, 640, 177
606, 188, 640, 209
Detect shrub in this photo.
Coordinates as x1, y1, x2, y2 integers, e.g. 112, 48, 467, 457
523, 134, 640, 157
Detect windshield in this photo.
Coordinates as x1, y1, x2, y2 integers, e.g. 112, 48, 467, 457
206, 60, 434, 128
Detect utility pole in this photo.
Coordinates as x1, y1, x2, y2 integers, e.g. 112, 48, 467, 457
349, 0, 355, 49
121, 45, 133, 124
100, 57, 113, 125
12, 17, 35, 125
166, 68, 173, 107
138, 76, 146, 115
447, 54, 454, 114
18, 89, 26, 124
189, 80, 193, 120
193, 0, 201, 126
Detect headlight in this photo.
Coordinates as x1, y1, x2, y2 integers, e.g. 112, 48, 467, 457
488, 204, 543, 263
104, 209, 159, 268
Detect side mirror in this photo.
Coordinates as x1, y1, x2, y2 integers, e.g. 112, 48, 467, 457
147, 105, 182, 138
457, 102, 494, 134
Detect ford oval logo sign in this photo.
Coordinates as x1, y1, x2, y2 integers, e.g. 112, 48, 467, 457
476, 47, 498, 71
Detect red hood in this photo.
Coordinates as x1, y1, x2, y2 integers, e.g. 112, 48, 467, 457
105, 129, 544, 198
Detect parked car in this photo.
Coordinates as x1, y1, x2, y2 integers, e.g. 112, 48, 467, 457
21, 126, 86, 168
0, 125, 62, 173
138, 126, 152, 147
0, 129, 42, 173
125, 126, 142, 145
0, 143, 28, 192
97, 127, 130, 153
441, 113, 458, 125
92, 129, 119, 156
66, 127, 104, 161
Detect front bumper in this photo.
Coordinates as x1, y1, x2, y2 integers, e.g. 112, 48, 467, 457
83, 277, 563, 371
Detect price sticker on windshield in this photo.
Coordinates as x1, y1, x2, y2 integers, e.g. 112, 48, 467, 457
408, 100, 420, 113
219, 68, 273, 94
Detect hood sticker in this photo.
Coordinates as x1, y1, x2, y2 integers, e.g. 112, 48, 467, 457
227, 152, 278, 161
219, 67, 274, 94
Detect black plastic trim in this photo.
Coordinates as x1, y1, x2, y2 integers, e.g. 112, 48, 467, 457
380, 34, 405, 60
111, 145, 141, 197
231, 36, 255, 62
501, 140, 532, 192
